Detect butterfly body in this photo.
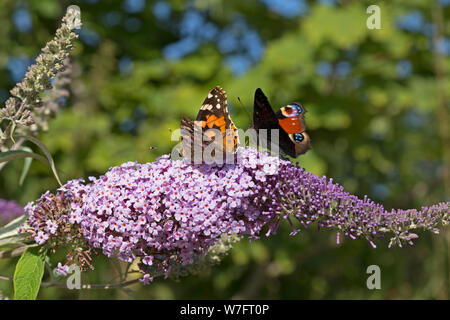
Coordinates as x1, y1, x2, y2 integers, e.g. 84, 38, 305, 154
180, 86, 239, 162
253, 88, 310, 158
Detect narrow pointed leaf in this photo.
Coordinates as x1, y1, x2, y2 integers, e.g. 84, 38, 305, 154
19, 135, 62, 187
0, 215, 28, 240
0, 150, 47, 164
19, 147, 33, 186
0, 215, 29, 250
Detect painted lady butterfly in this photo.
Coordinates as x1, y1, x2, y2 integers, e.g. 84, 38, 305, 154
180, 86, 239, 162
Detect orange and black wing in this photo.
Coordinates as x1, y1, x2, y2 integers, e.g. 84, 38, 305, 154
275, 103, 307, 134
180, 86, 239, 160
180, 116, 215, 160
195, 86, 239, 154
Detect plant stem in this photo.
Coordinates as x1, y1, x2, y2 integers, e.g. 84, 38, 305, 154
0, 273, 141, 290
0, 244, 37, 259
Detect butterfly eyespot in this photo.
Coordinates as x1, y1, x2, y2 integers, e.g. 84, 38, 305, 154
284, 106, 293, 114
293, 133, 304, 142
294, 104, 305, 113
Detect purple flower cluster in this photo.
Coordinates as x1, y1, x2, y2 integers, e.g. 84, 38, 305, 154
275, 164, 449, 248
0, 199, 24, 224
22, 147, 450, 282
24, 148, 284, 280
74, 153, 280, 273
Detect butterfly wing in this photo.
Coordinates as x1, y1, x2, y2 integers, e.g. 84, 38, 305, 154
253, 88, 297, 157
181, 86, 239, 161
180, 116, 214, 160
253, 88, 279, 131
276, 103, 307, 134
196, 86, 229, 129
195, 86, 239, 154
276, 102, 311, 157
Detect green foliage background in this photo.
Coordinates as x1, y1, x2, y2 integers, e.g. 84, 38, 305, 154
0, 0, 449, 299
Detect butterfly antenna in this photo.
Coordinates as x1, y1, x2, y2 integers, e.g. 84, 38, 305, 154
236, 97, 254, 147
237, 97, 252, 123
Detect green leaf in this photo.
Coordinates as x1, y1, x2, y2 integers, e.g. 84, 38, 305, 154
0, 215, 28, 240
0, 150, 47, 165
13, 247, 46, 300
19, 135, 63, 187
0, 215, 29, 250
0, 142, 61, 186
19, 147, 33, 186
